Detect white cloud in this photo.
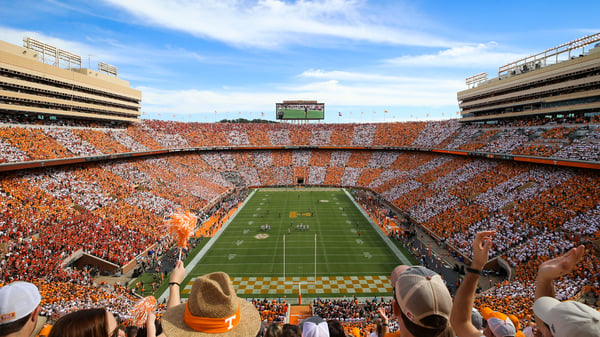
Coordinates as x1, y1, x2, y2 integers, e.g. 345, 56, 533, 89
139, 67, 463, 117
102, 0, 455, 48
0, 27, 102, 60
299, 69, 458, 84
384, 42, 526, 68
0, 26, 207, 78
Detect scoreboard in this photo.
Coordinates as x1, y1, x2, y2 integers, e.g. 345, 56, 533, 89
276, 100, 324, 120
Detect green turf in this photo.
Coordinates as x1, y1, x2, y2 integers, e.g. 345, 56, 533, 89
187, 188, 403, 279
279, 108, 324, 119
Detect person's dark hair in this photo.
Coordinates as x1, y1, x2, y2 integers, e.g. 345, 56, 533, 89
376, 321, 386, 337
134, 318, 162, 337
48, 308, 109, 337
327, 320, 345, 337
125, 326, 137, 337
0, 313, 31, 337
265, 323, 282, 337
281, 324, 301, 337
400, 309, 447, 337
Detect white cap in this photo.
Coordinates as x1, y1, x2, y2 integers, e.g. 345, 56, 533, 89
0, 282, 41, 324
301, 316, 330, 337
393, 266, 452, 329
533, 297, 600, 337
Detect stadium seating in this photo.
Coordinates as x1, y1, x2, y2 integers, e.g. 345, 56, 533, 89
0, 116, 599, 335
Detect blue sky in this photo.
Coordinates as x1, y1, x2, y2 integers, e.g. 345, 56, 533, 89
0, 0, 598, 123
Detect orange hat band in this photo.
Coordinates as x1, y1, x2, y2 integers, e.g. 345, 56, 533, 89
183, 303, 241, 333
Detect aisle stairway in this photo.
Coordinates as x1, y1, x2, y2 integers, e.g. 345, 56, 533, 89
289, 305, 312, 325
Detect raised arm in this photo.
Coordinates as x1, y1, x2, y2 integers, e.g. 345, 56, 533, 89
533, 245, 584, 336
167, 260, 186, 309
377, 306, 390, 336
450, 231, 495, 337
534, 245, 584, 300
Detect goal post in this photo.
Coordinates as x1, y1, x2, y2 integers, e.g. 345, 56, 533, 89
283, 233, 317, 281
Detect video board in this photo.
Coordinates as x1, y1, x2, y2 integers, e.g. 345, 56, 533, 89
276, 100, 324, 120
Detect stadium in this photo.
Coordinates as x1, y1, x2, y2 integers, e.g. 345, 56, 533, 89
1, 32, 599, 337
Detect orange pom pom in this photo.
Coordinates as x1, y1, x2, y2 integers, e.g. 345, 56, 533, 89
164, 211, 197, 248
131, 296, 157, 327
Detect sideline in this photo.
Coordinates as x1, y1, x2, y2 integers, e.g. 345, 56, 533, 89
157, 189, 258, 302
342, 188, 412, 265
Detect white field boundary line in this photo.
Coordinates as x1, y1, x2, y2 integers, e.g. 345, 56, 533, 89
343, 188, 412, 265
157, 189, 258, 301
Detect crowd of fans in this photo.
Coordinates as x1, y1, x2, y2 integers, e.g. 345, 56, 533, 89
0, 115, 599, 336
2, 117, 600, 164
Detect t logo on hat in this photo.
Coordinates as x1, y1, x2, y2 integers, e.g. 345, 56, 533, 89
224, 314, 236, 330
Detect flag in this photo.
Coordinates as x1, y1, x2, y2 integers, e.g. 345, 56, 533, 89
384, 110, 388, 113
338, 112, 342, 116
261, 112, 265, 117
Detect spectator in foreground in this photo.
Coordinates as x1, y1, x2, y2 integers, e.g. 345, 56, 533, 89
390, 264, 453, 337
450, 230, 519, 337
532, 298, 600, 337
47, 308, 125, 337
161, 271, 262, 337
533, 244, 600, 337
281, 324, 302, 337
47, 260, 186, 337
265, 323, 282, 337
479, 307, 516, 337
451, 231, 502, 337
326, 320, 345, 337
300, 316, 329, 337
0, 282, 42, 337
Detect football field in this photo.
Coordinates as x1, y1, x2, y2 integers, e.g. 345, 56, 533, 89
178, 188, 412, 298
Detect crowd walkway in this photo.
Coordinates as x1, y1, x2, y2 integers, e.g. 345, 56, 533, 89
289, 305, 312, 325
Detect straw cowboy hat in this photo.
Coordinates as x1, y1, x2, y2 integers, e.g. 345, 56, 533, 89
162, 272, 260, 337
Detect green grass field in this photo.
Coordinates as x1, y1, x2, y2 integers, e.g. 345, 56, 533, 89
178, 188, 409, 296
279, 108, 324, 119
